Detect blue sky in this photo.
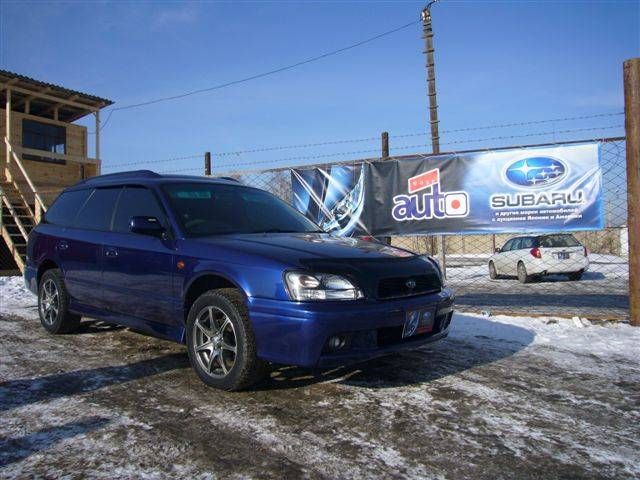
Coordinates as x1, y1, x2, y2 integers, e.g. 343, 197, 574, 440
1, 1, 638, 173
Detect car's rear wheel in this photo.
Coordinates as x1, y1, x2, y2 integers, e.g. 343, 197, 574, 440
568, 271, 583, 281
186, 288, 268, 391
38, 269, 81, 334
488, 261, 499, 280
517, 262, 531, 284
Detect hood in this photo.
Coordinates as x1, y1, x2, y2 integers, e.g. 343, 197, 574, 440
192, 232, 417, 264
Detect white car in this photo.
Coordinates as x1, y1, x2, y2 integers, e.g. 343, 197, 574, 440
488, 234, 589, 283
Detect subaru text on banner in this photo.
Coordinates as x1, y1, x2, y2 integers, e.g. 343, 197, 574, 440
25, 171, 454, 391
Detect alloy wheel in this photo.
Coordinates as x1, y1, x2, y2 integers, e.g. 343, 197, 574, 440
40, 279, 59, 326
193, 306, 238, 378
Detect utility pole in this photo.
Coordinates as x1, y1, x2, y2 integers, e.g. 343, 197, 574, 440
422, 1, 446, 277
422, 1, 440, 153
623, 58, 640, 326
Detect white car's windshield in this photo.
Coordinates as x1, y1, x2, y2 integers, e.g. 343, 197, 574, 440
163, 183, 322, 237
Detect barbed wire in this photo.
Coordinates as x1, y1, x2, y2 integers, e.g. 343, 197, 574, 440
107, 154, 203, 169
211, 112, 623, 157
105, 112, 624, 172
206, 124, 623, 172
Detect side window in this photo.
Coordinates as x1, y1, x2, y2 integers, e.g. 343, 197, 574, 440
511, 238, 523, 250
501, 239, 514, 252
74, 188, 122, 231
45, 189, 91, 226
112, 187, 166, 233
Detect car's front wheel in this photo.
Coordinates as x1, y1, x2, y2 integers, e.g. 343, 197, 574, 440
186, 288, 268, 391
488, 261, 499, 280
38, 269, 81, 334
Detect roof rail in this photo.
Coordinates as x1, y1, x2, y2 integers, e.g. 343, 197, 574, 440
77, 170, 161, 185
216, 176, 241, 183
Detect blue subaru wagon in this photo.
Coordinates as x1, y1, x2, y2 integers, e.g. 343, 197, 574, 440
25, 171, 454, 390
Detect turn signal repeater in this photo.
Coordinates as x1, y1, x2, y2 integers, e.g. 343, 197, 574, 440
176, 260, 186, 270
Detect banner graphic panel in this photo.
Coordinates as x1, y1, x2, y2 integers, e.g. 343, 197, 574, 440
292, 143, 603, 236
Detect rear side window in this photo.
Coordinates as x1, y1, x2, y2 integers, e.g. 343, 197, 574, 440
112, 187, 166, 233
45, 189, 91, 226
538, 234, 581, 248
74, 188, 121, 231
521, 237, 535, 248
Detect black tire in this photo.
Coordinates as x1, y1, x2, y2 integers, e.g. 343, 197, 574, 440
517, 262, 530, 284
488, 261, 499, 280
38, 268, 81, 334
568, 271, 583, 281
186, 288, 268, 391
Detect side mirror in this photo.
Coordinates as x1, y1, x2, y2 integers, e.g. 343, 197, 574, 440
130, 216, 165, 237
495, 248, 501, 253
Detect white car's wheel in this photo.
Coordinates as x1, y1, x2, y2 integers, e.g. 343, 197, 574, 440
517, 262, 531, 284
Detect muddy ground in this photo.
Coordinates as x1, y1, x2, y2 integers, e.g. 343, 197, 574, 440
1, 311, 639, 479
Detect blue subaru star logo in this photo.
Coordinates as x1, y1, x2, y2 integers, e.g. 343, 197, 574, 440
505, 157, 567, 188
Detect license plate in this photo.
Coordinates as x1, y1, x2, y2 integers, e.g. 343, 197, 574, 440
555, 252, 570, 260
403, 308, 435, 338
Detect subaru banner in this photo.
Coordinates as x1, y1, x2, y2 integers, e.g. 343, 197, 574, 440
291, 143, 603, 236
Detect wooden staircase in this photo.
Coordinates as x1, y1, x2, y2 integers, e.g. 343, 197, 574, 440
1, 137, 48, 273
0, 182, 37, 272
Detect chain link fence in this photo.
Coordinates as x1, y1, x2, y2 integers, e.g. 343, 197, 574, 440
217, 137, 629, 320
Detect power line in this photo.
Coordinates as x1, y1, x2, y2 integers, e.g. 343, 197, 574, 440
93, 19, 419, 133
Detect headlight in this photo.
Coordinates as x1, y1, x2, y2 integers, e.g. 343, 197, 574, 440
284, 272, 364, 301
420, 255, 446, 286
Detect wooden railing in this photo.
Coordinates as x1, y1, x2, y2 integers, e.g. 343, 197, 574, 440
17, 146, 99, 165
4, 137, 48, 222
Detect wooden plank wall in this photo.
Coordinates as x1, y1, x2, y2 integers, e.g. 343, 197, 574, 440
0, 108, 96, 205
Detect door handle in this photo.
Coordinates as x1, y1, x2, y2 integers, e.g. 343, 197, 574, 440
105, 248, 119, 258
57, 240, 69, 251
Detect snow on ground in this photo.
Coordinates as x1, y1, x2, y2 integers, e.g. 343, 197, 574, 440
1, 276, 639, 479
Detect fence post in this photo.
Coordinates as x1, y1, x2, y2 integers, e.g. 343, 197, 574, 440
381, 132, 392, 245
204, 152, 211, 176
381, 131, 389, 159
624, 58, 640, 327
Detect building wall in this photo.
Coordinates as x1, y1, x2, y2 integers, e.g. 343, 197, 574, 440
0, 108, 97, 205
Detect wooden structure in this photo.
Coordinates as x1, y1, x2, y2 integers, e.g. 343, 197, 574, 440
0, 70, 112, 273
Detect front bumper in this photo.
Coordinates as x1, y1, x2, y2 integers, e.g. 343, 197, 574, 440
248, 288, 455, 367
24, 265, 38, 295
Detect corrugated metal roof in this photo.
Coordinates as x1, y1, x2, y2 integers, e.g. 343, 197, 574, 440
0, 69, 113, 107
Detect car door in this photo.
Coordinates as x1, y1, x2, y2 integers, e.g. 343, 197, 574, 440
494, 239, 513, 274
58, 187, 121, 309
100, 186, 176, 325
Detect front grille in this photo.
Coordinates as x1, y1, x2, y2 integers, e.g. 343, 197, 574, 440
377, 274, 441, 300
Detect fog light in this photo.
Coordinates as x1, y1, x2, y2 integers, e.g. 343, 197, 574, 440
327, 335, 347, 351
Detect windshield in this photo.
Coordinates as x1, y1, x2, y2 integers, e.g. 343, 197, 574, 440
537, 234, 581, 248
163, 183, 322, 237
